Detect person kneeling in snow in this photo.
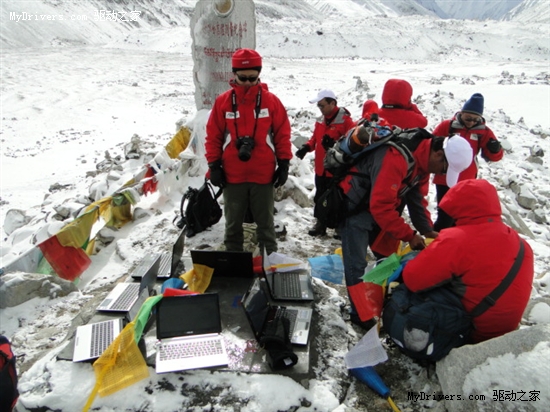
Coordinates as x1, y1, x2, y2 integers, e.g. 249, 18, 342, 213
401, 179, 534, 343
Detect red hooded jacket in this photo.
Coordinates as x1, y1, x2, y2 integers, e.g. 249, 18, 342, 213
306, 106, 355, 176
205, 81, 292, 184
378, 79, 428, 129
432, 114, 503, 185
403, 179, 534, 343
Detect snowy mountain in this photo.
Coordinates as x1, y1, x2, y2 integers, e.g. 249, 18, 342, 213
504, 0, 550, 22
414, 0, 523, 20
2, 0, 547, 50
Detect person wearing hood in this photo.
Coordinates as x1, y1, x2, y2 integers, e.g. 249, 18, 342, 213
205, 48, 292, 255
339, 132, 473, 329
377, 79, 428, 129
402, 179, 533, 343
295, 89, 355, 237
432, 93, 504, 230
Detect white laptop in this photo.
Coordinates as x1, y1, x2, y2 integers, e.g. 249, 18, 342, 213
241, 277, 313, 346
72, 318, 124, 362
132, 229, 186, 280
97, 261, 157, 313
155, 294, 229, 374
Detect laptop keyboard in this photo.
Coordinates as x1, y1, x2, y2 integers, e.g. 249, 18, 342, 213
158, 339, 224, 361
279, 274, 302, 298
158, 253, 171, 277
132, 253, 159, 278
110, 283, 140, 310
90, 321, 115, 358
275, 307, 296, 341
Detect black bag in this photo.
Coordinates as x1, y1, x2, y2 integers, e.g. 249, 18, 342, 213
382, 284, 472, 362
0, 335, 19, 412
259, 317, 298, 370
174, 179, 223, 237
313, 181, 347, 229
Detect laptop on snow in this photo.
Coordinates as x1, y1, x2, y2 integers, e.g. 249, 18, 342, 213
261, 248, 314, 302
131, 229, 186, 280
96, 261, 157, 313
190, 250, 255, 278
72, 318, 124, 362
154, 294, 229, 373
241, 277, 312, 346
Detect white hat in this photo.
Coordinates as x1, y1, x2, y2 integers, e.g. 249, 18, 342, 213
444, 136, 473, 187
309, 89, 337, 104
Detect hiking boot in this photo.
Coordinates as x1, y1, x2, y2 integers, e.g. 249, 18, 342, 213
308, 220, 326, 236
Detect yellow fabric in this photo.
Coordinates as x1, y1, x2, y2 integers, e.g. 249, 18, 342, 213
56, 207, 100, 249
397, 238, 434, 256
83, 322, 149, 411
85, 196, 133, 229
85, 238, 96, 256
180, 264, 214, 293
165, 126, 191, 159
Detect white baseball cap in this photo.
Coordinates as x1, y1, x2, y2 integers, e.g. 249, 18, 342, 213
309, 89, 337, 104
443, 135, 473, 187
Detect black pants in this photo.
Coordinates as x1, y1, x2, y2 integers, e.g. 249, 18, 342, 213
434, 184, 455, 231
314, 174, 332, 204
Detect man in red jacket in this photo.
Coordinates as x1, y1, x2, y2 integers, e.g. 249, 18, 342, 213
339, 131, 473, 329
432, 93, 504, 230
402, 179, 533, 343
205, 49, 292, 254
295, 89, 355, 237
378, 79, 428, 129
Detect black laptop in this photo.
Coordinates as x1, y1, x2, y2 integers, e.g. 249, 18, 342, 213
190, 250, 255, 278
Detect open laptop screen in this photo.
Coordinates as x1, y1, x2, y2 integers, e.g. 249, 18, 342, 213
241, 279, 270, 340
156, 294, 222, 339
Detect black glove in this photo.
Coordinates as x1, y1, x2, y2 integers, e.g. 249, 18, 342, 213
259, 316, 298, 370
295, 144, 310, 160
321, 134, 336, 151
273, 159, 289, 188
486, 139, 502, 154
208, 161, 225, 188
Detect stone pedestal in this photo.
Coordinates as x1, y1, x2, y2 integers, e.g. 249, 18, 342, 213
191, 0, 256, 110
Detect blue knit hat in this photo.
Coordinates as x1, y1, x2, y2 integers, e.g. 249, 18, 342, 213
462, 93, 484, 116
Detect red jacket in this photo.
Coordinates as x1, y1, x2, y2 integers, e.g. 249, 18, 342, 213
403, 179, 534, 343
432, 115, 503, 185
205, 81, 292, 184
378, 79, 428, 129
340, 138, 434, 243
306, 106, 355, 176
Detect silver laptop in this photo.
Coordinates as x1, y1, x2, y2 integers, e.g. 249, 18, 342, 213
132, 229, 186, 280
155, 294, 229, 374
72, 318, 124, 362
97, 262, 157, 313
190, 250, 255, 278
262, 249, 315, 302
241, 277, 312, 346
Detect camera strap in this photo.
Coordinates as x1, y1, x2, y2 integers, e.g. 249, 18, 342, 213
231, 88, 262, 140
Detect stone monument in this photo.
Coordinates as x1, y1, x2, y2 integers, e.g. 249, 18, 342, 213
190, 0, 256, 110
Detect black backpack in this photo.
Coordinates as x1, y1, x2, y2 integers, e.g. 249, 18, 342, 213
0, 335, 19, 412
174, 179, 223, 237
383, 238, 525, 363
314, 125, 432, 229
382, 284, 472, 362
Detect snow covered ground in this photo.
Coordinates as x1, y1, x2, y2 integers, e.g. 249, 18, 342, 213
1, 1, 550, 411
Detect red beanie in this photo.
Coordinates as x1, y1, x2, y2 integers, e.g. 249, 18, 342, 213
232, 48, 262, 71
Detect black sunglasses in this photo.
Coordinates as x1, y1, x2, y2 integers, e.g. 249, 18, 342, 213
236, 74, 259, 83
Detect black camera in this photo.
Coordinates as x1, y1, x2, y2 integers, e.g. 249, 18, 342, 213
236, 136, 255, 162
